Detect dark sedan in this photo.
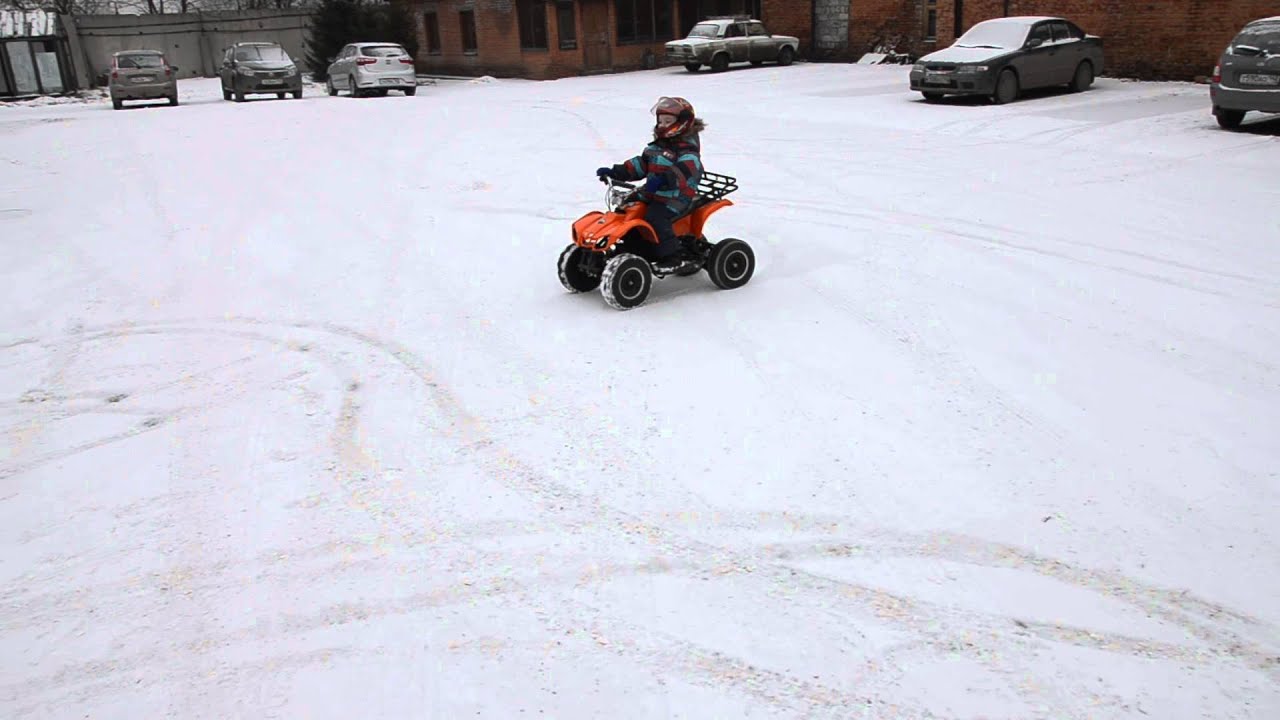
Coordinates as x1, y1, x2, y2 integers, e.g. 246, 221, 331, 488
910, 16, 1105, 104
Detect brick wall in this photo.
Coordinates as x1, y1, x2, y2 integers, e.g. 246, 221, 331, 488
851, 0, 926, 57
408, 0, 676, 79
933, 0, 1279, 80
761, 0, 813, 57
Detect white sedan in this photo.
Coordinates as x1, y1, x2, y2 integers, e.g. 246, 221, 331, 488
325, 42, 418, 97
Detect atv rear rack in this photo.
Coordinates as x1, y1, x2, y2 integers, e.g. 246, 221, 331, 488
696, 171, 738, 201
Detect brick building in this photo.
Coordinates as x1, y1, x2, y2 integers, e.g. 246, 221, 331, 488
399, 1, 1277, 81
403, 0, 793, 79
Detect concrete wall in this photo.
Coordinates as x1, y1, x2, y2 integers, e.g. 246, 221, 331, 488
73, 10, 312, 84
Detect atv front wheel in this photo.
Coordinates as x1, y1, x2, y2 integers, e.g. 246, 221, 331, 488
558, 245, 601, 292
600, 253, 652, 310
707, 238, 755, 290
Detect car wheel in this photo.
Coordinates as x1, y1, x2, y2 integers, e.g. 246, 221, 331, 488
684, 62, 700, 72
710, 53, 729, 72
292, 88, 302, 99
327, 77, 337, 96
1069, 61, 1094, 92
777, 46, 794, 66
922, 91, 944, 102
222, 87, 231, 101
168, 94, 178, 106
1215, 108, 1246, 129
112, 98, 123, 110
277, 92, 285, 99
349, 75, 360, 97
992, 69, 1019, 105
235, 90, 245, 102
405, 86, 417, 96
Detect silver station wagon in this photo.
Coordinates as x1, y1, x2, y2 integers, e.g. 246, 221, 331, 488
664, 17, 799, 73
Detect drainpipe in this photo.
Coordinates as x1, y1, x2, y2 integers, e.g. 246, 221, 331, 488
1004, 0, 1011, 16
810, 0, 817, 60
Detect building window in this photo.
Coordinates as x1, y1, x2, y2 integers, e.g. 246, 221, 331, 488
424, 11, 442, 54
460, 9, 478, 53
616, 0, 674, 44
518, 0, 549, 50
925, 0, 937, 41
557, 1, 578, 50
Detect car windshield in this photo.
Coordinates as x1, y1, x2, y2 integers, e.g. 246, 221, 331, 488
688, 23, 720, 38
1232, 25, 1280, 54
361, 45, 407, 57
117, 54, 164, 69
954, 20, 1030, 49
235, 46, 290, 62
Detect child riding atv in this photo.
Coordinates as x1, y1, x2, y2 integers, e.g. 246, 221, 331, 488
597, 96, 707, 273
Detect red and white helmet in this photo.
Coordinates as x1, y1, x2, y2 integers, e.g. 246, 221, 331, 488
651, 96, 695, 139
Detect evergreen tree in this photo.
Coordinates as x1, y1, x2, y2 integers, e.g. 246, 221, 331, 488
305, 0, 420, 81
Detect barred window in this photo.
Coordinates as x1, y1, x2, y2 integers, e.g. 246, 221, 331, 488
616, 0, 674, 44
518, 0, 549, 50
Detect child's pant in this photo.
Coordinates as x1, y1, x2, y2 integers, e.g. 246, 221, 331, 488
644, 203, 680, 259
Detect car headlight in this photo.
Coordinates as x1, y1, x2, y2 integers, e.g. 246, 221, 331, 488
913, 62, 925, 71
237, 67, 254, 76
285, 65, 297, 76
958, 65, 988, 74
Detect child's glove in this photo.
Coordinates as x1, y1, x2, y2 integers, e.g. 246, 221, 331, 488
643, 174, 666, 193
596, 167, 615, 180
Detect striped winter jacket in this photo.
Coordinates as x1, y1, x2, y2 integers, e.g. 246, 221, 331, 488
610, 133, 704, 214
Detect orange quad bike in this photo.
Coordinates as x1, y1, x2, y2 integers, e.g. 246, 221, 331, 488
558, 171, 756, 310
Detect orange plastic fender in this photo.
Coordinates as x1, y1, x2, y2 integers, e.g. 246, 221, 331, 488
572, 198, 735, 252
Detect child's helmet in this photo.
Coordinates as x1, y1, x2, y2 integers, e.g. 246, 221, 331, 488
651, 96, 696, 139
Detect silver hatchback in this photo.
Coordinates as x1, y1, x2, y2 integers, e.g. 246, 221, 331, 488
109, 50, 178, 110
325, 42, 417, 97
1211, 16, 1280, 129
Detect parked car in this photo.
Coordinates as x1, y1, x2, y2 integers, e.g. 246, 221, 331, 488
219, 41, 302, 102
1210, 16, 1280, 129
910, 16, 1104, 104
664, 17, 799, 73
325, 42, 417, 97
108, 50, 178, 110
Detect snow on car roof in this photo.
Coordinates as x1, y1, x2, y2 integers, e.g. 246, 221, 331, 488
975, 16, 1064, 27
1246, 16, 1280, 25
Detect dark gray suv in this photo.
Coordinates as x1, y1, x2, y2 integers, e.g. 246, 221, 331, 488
220, 41, 303, 102
1211, 16, 1280, 129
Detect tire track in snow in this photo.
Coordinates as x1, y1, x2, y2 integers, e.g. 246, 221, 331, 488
6, 317, 1276, 717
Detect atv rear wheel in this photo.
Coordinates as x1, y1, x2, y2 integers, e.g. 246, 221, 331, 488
558, 245, 601, 292
601, 253, 652, 310
707, 238, 755, 290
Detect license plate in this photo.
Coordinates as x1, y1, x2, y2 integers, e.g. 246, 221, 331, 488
925, 72, 951, 84
262, 79, 284, 85
1239, 73, 1279, 86
132, 76, 153, 83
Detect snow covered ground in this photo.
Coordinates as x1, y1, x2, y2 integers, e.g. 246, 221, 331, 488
2, 64, 1278, 718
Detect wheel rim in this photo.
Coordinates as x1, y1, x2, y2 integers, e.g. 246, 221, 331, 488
617, 267, 645, 300
722, 249, 750, 282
